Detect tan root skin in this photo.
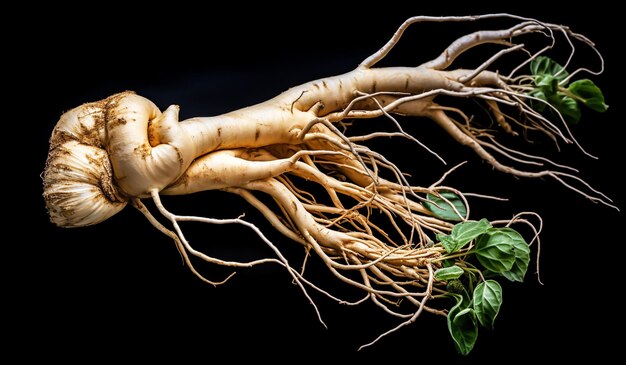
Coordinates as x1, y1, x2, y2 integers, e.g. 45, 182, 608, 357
43, 15, 611, 348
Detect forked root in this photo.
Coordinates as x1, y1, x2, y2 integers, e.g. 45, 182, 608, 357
147, 189, 332, 328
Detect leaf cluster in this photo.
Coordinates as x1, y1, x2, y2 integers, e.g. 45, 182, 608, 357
528, 56, 607, 124
433, 217, 531, 355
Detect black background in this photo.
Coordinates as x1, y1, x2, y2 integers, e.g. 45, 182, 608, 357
14, 3, 623, 362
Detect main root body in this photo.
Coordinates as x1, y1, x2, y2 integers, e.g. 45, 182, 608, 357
43, 14, 612, 349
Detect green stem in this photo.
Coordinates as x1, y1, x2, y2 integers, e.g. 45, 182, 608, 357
432, 251, 470, 262
463, 263, 486, 282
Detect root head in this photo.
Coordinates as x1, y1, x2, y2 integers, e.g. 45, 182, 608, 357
43, 102, 127, 227
43, 140, 127, 227
43, 92, 197, 227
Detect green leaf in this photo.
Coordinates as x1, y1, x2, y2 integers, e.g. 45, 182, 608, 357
438, 219, 492, 254
472, 280, 503, 330
568, 79, 608, 112
496, 228, 531, 282
424, 191, 467, 222
451, 219, 491, 247
437, 234, 458, 254
435, 265, 464, 281
535, 75, 558, 92
452, 308, 478, 355
474, 229, 516, 272
447, 297, 479, 356
530, 56, 569, 86
551, 93, 581, 124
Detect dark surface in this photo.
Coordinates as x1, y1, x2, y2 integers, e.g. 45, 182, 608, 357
16, 4, 623, 362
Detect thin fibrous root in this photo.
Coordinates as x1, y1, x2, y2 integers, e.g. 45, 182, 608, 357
149, 189, 330, 329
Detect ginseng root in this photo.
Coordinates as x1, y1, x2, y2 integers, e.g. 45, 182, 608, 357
42, 14, 613, 354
